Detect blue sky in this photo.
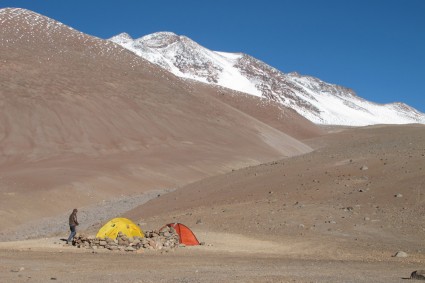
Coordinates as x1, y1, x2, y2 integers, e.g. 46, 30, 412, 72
1, 0, 424, 112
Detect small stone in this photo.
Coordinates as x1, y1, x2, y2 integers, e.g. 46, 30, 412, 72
393, 251, 408, 258
364, 217, 370, 221
196, 219, 202, 224
164, 232, 171, 238
125, 246, 136, 252
162, 226, 170, 232
360, 165, 368, 171
395, 194, 403, 198
117, 238, 129, 246
10, 267, 25, 272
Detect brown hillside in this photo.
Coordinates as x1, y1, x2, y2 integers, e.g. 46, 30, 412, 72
0, 8, 315, 230
126, 124, 425, 255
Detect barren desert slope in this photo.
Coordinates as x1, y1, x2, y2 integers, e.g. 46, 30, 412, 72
126, 124, 425, 255
0, 8, 317, 231
1, 124, 424, 282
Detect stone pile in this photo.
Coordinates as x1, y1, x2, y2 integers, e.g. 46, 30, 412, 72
71, 225, 181, 252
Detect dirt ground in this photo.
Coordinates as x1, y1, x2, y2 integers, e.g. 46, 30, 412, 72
0, 232, 422, 283
1, 125, 424, 282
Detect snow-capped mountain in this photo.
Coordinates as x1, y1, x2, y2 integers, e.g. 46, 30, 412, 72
110, 32, 425, 126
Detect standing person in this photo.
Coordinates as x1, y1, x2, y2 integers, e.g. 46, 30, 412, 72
67, 208, 79, 244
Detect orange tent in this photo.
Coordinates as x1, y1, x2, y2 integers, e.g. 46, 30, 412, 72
163, 223, 200, 246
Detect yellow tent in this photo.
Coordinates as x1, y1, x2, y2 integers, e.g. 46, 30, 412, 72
96, 218, 144, 239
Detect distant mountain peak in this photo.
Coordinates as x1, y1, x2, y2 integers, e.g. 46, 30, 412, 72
110, 31, 425, 126
1, 7, 32, 15
111, 32, 133, 41
137, 31, 182, 48
0, 7, 66, 28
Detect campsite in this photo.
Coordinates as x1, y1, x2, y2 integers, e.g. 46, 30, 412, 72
1, 4, 425, 282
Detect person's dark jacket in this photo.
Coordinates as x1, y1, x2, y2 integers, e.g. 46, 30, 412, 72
69, 211, 79, 226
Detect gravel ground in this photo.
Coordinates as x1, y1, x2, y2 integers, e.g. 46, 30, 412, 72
0, 189, 173, 241
0, 249, 419, 283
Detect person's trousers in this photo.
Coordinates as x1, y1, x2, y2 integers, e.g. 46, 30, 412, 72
67, 225, 76, 243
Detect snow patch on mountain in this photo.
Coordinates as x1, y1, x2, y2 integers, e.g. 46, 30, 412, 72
110, 32, 425, 126
116, 32, 424, 126
110, 32, 262, 97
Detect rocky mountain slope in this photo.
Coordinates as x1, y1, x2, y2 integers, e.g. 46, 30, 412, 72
111, 32, 425, 126
0, 8, 317, 228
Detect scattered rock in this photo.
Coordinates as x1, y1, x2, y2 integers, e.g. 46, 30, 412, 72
360, 165, 368, 171
410, 270, 425, 280
70, 228, 181, 252
393, 251, 408, 258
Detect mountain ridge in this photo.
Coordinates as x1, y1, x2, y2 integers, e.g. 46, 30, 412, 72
110, 31, 425, 126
